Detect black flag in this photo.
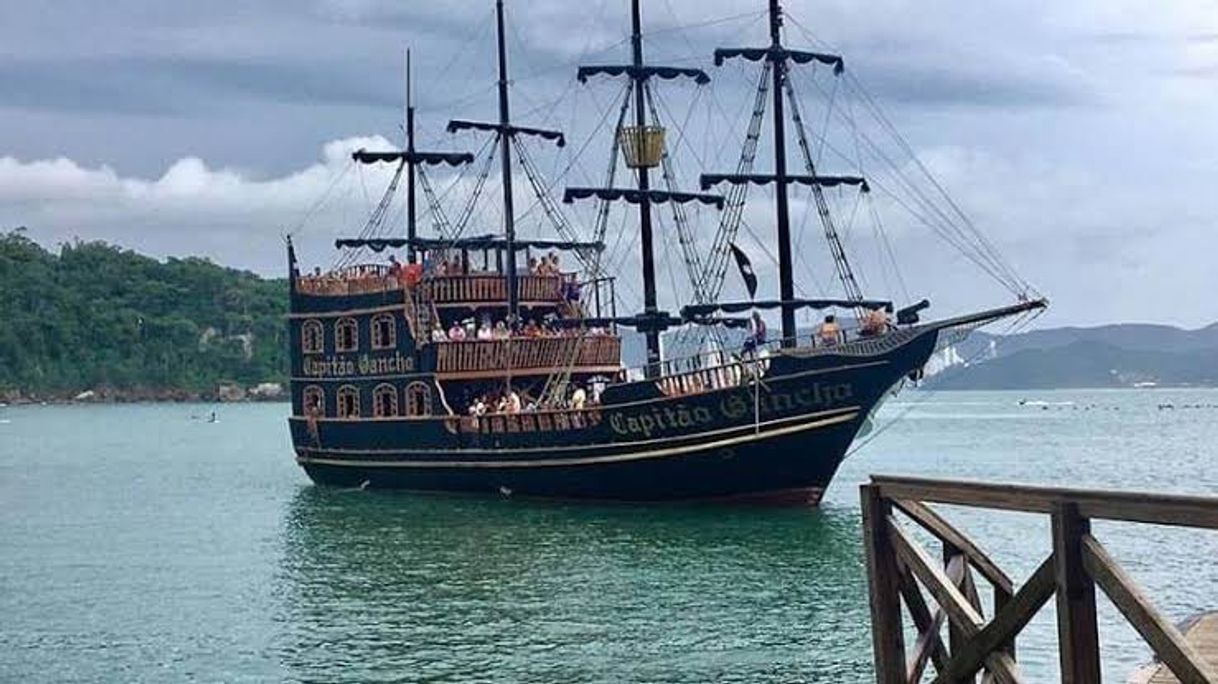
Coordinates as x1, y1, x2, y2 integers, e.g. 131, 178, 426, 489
729, 242, 758, 299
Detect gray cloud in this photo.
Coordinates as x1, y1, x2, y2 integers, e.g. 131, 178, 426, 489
1, 0, 1216, 328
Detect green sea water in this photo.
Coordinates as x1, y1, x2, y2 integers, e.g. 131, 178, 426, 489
2, 389, 1217, 683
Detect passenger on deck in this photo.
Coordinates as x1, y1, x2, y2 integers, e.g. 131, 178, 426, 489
506, 390, 522, 414
492, 321, 510, 340
431, 322, 448, 343
477, 319, 494, 341
817, 315, 842, 346
523, 319, 542, 337
570, 386, 587, 410
743, 311, 767, 355
388, 255, 404, 280
859, 308, 890, 338
528, 257, 540, 275
548, 252, 561, 275
469, 396, 487, 416
448, 322, 467, 341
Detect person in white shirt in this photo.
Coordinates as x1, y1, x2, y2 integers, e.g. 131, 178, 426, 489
570, 386, 587, 410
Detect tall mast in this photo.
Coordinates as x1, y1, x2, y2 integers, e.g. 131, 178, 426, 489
767, 0, 796, 347
495, 0, 519, 321
630, 0, 662, 373
405, 50, 418, 263
703, 0, 867, 347
564, 0, 723, 378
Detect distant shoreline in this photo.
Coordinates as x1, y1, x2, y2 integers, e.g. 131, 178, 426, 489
0, 387, 288, 406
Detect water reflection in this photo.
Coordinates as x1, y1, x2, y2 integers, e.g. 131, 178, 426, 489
275, 489, 874, 683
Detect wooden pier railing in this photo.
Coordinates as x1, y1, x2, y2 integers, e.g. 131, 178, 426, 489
860, 476, 1218, 684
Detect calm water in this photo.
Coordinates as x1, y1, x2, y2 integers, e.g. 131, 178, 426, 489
2, 390, 1217, 683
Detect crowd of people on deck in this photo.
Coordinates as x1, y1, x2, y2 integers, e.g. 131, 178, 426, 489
465, 382, 601, 417
430, 315, 611, 344
739, 308, 893, 355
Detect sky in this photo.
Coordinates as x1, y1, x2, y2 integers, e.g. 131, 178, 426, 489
1, 0, 1216, 329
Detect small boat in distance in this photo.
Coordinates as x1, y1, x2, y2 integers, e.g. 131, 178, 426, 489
283, 0, 1045, 504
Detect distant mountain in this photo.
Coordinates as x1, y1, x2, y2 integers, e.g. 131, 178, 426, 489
929, 323, 1218, 390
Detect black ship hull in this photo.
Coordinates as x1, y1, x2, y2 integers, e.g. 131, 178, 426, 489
289, 327, 939, 505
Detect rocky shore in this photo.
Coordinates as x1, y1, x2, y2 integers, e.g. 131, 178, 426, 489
0, 382, 286, 405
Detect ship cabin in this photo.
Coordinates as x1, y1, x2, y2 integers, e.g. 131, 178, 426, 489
286, 236, 623, 425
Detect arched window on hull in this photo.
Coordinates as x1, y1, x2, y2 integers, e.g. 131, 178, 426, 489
336, 385, 361, 419
371, 314, 396, 350
303, 385, 325, 417
405, 382, 432, 417
335, 318, 359, 352
373, 384, 399, 418
302, 320, 324, 354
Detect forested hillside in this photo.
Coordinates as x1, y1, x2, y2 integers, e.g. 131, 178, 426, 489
0, 229, 287, 399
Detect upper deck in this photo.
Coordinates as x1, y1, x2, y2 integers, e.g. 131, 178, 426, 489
294, 264, 578, 307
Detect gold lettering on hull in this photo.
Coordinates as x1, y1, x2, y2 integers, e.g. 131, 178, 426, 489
609, 382, 855, 437
302, 353, 415, 378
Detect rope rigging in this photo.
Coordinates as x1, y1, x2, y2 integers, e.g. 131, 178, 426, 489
593, 84, 634, 275
449, 135, 500, 241
416, 166, 454, 238
784, 74, 865, 304
333, 159, 407, 270
644, 81, 710, 304
695, 63, 772, 302
511, 136, 596, 274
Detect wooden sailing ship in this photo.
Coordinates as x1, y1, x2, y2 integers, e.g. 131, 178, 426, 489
284, 0, 1045, 504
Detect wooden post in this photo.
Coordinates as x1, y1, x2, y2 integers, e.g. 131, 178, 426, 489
1052, 502, 1101, 683
942, 543, 976, 684
861, 484, 907, 684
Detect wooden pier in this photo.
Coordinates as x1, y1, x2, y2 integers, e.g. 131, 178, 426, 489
860, 476, 1218, 683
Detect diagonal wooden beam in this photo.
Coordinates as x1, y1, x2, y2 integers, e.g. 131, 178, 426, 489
942, 551, 976, 684
1082, 535, 1218, 683
898, 562, 950, 683
890, 521, 984, 628
930, 555, 1056, 684
894, 498, 1015, 595
888, 519, 1025, 684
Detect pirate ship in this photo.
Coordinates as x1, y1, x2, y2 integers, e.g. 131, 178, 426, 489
284, 0, 1045, 504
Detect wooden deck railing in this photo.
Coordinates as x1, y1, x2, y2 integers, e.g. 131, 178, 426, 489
425, 274, 569, 305
295, 269, 573, 302
433, 336, 621, 376
860, 476, 1218, 684
296, 264, 401, 296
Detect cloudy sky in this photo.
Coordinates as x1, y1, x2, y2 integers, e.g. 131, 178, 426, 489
1, 0, 1216, 329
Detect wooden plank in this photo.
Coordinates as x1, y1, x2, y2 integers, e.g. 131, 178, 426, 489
862, 485, 908, 684
1052, 503, 1102, 684
898, 565, 949, 684
895, 498, 1015, 595
943, 551, 975, 684
871, 476, 1218, 530
891, 524, 984, 630
931, 555, 1056, 684
1146, 613, 1218, 683
888, 520, 1024, 684
1082, 535, 1218, 684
